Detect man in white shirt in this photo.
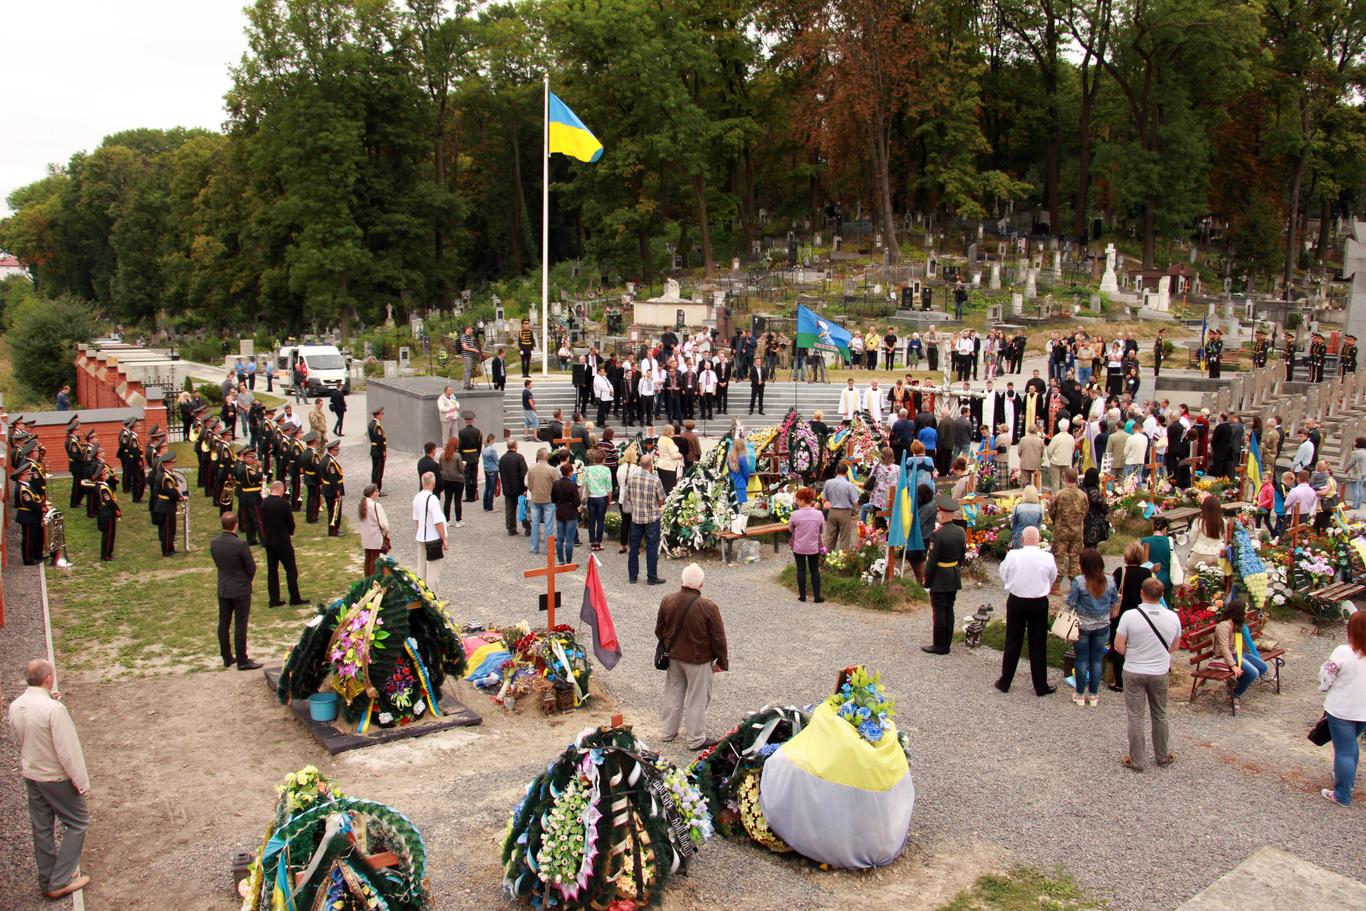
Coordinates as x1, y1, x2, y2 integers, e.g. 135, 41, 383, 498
862, 380, 884, 425
437, 386, 459, 441
8, 658, 91, 898
838, 378, 860, 421
1291, 430, 1316, 474
955, 333, 974, 382
283, 404, 304, 430
994, 527, 1058, 695
412, 471, 448, 589
1115, 578, 1182, 770
698, 362, 718, 420
592, 366, 614, 427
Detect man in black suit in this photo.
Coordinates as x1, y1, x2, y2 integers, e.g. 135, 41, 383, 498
260, 481, 305, 607
748, 360, 765, 415
210, 512, 260, 670
499, 440, 529, 536
329, 386, 347, 436
417, 441, 441, 492
491, 346, 507, 391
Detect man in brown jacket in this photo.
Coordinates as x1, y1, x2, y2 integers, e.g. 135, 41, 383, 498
655, 562, 728, 750
1017, 424, 1045, 490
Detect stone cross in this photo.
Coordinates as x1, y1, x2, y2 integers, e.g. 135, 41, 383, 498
1100, 244, 1119, 295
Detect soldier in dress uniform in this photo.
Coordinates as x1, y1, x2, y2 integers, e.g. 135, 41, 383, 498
152, 449, 185, 556
921, 495, 967, 656
215, 433, 237, 515
234, 445, 266, 545
458, 410, 482, 502
1283, 332, 1297, 381
1252, 330, 1269, 368
368, 406, 386, 493
1205, 330, 1224, 380
273, 413, 291, 482
196, 410, 215, 493
302, 431, 323, 523
15, 463, 45, 565
148, 432, 168, 527
287, 424, 306, 510
83, 433, 102, 518
257, 407, 276, 470
321, 437, 345, 537
117, 418, 133, 492
1340, 334, 1357, 377
64, 416, 85, 510
95, 462, 121, 561
124, 418, 146, 503
1309, 332, 1327, 383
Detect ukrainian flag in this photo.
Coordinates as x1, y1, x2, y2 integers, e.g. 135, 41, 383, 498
1246, 431, 1262, 494
548, 93, 603, 163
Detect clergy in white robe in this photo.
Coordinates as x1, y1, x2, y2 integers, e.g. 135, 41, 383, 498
863, 383, 885, 425
838, 381, 861, 421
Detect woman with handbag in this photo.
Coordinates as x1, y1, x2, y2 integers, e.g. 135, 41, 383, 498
1141, 516, 1179, 604
1318, 610, 1366, 806
1067, 548, 1118, 706
551, 462, 582, 565
358, 484, 390, 577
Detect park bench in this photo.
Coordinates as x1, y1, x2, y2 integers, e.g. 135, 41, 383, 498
719, 522, 787, 564
1185, 348, 1245, 370
1187, 613, 1287, 714
1246, 611, 1286, 694
1156, 506, 1201, 535
1306, 579, 1366, 629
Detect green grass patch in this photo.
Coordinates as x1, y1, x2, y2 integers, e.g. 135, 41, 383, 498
937, 868, 1107, 910
44, 442, 363, 678
955, 618, 1071, 669
1098, 532, 1139, 557
776, 563, 926, 611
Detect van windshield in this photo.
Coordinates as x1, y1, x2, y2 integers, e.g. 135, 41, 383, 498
303, 353, 345, 370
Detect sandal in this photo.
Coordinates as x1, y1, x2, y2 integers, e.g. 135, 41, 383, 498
1157, 753, 1176, 767
1122, 755, 1143, 772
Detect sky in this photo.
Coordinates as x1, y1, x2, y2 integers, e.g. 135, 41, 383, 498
1, 0, 252, 215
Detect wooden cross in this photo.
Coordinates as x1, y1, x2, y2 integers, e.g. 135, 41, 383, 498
524, 536, 578, 627
1148, 436, 1159, 497
554, 434, 583, 450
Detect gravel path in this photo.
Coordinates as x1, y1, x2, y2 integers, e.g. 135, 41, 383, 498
19, 383, 1365, 910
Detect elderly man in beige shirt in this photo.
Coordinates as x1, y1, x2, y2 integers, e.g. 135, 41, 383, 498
7, 658, 91, 899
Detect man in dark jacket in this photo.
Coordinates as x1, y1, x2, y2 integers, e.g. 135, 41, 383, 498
210, 512, 259, 670
655, 562, 728, 750
921, 495, 966, 655
458, 412, 483, 502
329, 386, 347, 436
260, 481, 305, 607
499, 440, 529, 536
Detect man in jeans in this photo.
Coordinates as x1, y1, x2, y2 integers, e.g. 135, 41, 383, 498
623, 453, 666, 584
1114, 577, 1182, 771
411, 472, 448, 588
526, 447, 558, 555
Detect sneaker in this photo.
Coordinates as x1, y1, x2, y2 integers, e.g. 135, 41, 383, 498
456, 521, 465, 528
1321, 788, 1345, 806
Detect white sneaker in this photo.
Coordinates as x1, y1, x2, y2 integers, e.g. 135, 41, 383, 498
456, 521, 465, 528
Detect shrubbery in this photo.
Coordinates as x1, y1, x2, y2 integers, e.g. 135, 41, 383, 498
8, 294, 98, 402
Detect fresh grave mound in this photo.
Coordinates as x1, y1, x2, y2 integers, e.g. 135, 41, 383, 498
275, 555, 468, 733
462, 622, 593, 712
501, 724, 712, 910
238, 766, 432, 911
688, 667, 914, 869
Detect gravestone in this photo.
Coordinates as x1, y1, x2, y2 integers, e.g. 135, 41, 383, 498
1051, 250, 1062, 280
1011, 292, 1024, 316
1099, 243, 1119, 295
967, 243, 978, 271
989, 262, 1001, 290
398, 346, 411, 371
1024, 269, 1037, 300
1154, 276, 1171, 313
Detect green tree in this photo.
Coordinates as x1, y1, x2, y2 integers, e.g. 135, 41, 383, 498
8, 294, 100, 401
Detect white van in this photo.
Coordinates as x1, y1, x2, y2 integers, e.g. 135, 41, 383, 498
276, 344, 351, 396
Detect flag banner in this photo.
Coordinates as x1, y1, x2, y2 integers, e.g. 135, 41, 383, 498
795, 303, 852, 363
548, 93, 603, 163
579, 554, 621, 669
1246, 431, 1262, 495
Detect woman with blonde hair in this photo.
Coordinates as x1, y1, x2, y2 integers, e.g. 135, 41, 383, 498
1010, 485, 1044, 548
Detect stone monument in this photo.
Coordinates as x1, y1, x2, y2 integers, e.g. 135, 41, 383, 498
1345, 219, 1366, 342
1099, 243, 1119, 296
989, 262, 1001, 290
1154, 276, 1171, 312
634, 278, 708, 328
1024, 268, 1037, 300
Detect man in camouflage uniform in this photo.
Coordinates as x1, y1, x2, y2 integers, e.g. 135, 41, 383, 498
1048, 468, 1088, 588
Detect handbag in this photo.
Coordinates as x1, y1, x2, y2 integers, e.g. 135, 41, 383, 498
1050, 608, 1081, 642
1308, 713, 1332, 747
421, 493, 444, 562
654, 591, 702, 671
380, 533, 392, 554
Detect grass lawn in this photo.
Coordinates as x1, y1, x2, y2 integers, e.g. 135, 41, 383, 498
956, 617, 1072, 670
776, 562, 927, 611
936, 868, 1107, 910
44, 442, 363, 678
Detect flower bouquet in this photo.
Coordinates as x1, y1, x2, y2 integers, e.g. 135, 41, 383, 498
662, 433, 738, 553
827, 667, 895, 744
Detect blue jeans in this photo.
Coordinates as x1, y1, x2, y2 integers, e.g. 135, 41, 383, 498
1328, 713, 1366, 805
1123, 464, 1143, 482
1351, 478, 1364, 510
483, 471, 497, 511
586, 496, 608, 545
1234, 654, 1269, 696
530, 502, 555, 553
1074, 627, 1108, 695
1077, 365, 1091, 386
556, 518, 578, 563
628, 519, 661, 582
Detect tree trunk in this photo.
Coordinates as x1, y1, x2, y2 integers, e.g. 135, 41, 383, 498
1045, 108, 1061, 234
1073, 91, 1093, 238
1142, 196, 1156, 269
434, 97, 447, 271
693, 173, 715, 278
870, 121, 899, 264
1283, 151, 1307, 299
510, 120, 525, 273
1316, 196, 1331, 262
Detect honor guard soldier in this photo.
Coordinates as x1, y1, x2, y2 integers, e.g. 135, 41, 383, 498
197, 411, 216, 493
1309, 332, 1327, 383
96, 462, 121, 561
125, 418, 146, 502
287, 424, 305, 510
368, 406, 386, 493
1251, 330, 1269, 368
1283, 332, 1297, 381
148, 434, 168, 528
1205, 330, 1224, 380
215, 433, 237, 515
273, 413, 291, 482
302, 431, 323, 522
15, 463, 45, 565
64, 416, 86, 510
83, 434, 102, 518
234, 445, 266, 545
14, 440, 42, 507
321, 437, 344, 536
116, 419, 133, 491
257, 407, 276, 468
1341, 334, 1358, 377
458, 410, 482, 503
152, 449, 185, 556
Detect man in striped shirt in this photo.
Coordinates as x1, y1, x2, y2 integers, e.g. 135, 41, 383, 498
623, 454, 666, 584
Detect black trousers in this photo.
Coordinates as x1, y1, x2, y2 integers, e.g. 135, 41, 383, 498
794, 552, 821, 599
700, 393, 714, 420
98, 514, 116, 561
371, 452, 385, 489
1208, 360, 1221, 379
717, 385, 729, 412
520, 349, 532, 376
597, 399, 611, 427
69, 467, 84, 508
324, 492, 341, 535
266, 544, 302, 604
930, 591, 957, 652
217, 595, 251, 665
997, 594, 1050, 694
238, 498, 263, 545
504, 490, 527, 534
20, 522, 43, 565
749, 385, 765, 414
129, 463, 146, 502
158, 512, 177, 555
927, 348, 938, 371
305, 484, 321, 522
442, 481, 464, 522
463, 460, 479, 501
290, 469, 302, 509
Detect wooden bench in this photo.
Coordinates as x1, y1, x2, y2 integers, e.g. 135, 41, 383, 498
1156, 506, 1201, 535
1306, 580, 1366, 629
719, 522, 787, 564
1246, 612, 1286, 694
1186, 623, 1239, 714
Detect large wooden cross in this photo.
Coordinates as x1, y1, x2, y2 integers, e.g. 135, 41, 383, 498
554, 433, 583, 450
524, 536, 578, 627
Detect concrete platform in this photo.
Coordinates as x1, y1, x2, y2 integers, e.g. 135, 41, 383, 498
1176, 847, 1365, 911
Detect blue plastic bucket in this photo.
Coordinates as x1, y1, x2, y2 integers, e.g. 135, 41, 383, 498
308, 692, 339, 722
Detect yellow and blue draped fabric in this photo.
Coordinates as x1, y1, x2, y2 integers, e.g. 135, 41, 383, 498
1246, 431, 1262, 494
888, 453, 921, 550
548, 93, 603, 163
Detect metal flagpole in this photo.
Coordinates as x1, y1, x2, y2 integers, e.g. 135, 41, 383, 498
541, 74, 550, 377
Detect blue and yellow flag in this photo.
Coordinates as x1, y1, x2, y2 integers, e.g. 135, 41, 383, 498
548, 93, 603, 163
1246, 431, 1262, 494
